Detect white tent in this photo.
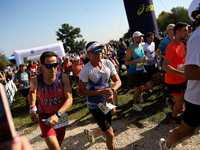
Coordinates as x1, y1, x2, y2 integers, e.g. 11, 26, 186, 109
13, 42, 65, 65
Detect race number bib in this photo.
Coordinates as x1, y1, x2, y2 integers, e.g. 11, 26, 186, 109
21, 74, 28, 81
97, 103, 116, 115
177, 64, 184, 71
136, 63, 144, 71
53, 112, 69, 129
31, 68, 36, 73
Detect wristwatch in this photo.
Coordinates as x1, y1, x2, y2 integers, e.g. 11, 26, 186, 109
56, 111, 62, 118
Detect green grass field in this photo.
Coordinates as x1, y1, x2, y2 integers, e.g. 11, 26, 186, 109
11, 72, 176, 133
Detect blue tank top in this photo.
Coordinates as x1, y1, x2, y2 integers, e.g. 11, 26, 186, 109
129, 44, 145, 74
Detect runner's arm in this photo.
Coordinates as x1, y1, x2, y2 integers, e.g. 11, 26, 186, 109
162, 59, 184, 77
184, 65, 200, 80
125, 46, 145, 65
155, 48, 165, 59
110, 73, 121, 92
29, 76, 37, 122
78, 81, 113, 97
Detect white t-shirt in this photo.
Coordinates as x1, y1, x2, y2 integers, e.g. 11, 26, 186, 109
184, 26, 200, 105
143, 42, 155, 66
79, 59, 117, 109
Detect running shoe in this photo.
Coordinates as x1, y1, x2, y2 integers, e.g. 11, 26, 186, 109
138, 94, 144, 103
133, 104, 142, 111
116, 106, 122, 113
170, 116, 181, 126
166, 97, 174, 110
159, 138, 168, 150
84, 129, 95, 144
101, 135, 106, 141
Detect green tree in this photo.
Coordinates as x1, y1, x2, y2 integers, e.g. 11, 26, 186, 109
0, 51, 8, 71
56, 23, 87, 53
157, 7, 193, 31
123, 29, 132, 39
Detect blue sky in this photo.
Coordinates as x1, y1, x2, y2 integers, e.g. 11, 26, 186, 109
0, 0, 192, 57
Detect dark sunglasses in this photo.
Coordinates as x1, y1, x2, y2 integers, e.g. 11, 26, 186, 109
44, 63, 58, 69
88, 48, 102, 54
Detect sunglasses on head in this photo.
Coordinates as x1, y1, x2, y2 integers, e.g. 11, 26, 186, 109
88, 48, 102, 54
44, 63, 58, 69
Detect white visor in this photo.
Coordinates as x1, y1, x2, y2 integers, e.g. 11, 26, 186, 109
87, 43, 101, 51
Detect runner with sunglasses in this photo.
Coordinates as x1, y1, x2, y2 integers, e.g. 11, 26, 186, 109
78, 41, 121, 150
29, 51, 73, 150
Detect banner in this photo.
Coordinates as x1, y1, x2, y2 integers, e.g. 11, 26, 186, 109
13, 42, 66, 65
123, 0, 159, 40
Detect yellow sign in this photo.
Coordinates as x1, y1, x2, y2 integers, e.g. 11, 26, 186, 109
137, 4, 154, 15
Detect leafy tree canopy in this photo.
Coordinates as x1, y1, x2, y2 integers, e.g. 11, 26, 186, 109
0, 51, 8, 71
157, 7, 193, 31
56, 23, 87, 53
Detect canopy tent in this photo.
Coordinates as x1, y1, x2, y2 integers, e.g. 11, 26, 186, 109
13, 42, 65, 65
5, 56, 15, 61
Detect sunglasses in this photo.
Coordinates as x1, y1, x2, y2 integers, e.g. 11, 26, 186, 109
88, 48, 102, 54
44, 63, 58, 69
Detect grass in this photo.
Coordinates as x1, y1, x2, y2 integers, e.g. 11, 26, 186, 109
11, 72, 174, 134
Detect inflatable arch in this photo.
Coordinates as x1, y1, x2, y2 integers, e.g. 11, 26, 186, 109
13, 42, 65, 65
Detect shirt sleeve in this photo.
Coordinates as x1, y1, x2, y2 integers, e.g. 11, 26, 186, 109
79, 66, 88, 82
106, 59, 117, 76
157, 40, 165, 51
164, 43, 174, 61
185, 36, 200, 66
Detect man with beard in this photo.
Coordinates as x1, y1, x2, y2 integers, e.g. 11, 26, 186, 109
125, 31, 154, 111
29, 51, 73, 150
162, 22, 188, 126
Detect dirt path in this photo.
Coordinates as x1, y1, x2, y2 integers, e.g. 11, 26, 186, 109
18, 118, 200, 150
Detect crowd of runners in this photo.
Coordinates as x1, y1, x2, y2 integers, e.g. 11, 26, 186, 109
2, 6, 200, 150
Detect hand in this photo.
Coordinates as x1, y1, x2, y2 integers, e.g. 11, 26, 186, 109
11, 136, 33, 150
19, 84, 24, 87
150, 62, 155, 66
102, 88, 113, 96
48, 114, 59, 126
30, 112, 37, 122
139, 58, 145, 63
104, 94, 113, 106
180, 71, 185, 78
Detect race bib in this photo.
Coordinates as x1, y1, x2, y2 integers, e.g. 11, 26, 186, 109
136, 63, 144, 71
53, 112, 69, 129
21, 74, 28, 81
31, 68, 36, 73
177, 64, 184, 71
97, 103, 116, 115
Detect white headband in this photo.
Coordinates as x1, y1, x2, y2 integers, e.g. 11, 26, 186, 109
87, 43, 101, 51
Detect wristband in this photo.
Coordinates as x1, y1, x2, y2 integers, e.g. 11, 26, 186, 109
29, 105, 37, 113
111, 89, 114, 94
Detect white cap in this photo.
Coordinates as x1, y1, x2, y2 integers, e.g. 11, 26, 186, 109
132, 31, 144, 38
74, 55, 80, 61
86, 42, 104, 51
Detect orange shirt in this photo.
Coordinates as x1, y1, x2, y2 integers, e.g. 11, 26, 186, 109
165, 41, 186, 84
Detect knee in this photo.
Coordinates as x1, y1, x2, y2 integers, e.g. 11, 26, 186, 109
148, 81, 154, 89
105, 128, 114, 139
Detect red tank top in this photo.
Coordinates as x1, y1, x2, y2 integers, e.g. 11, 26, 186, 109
37, 72, 66, 115
74, 62, 82, 77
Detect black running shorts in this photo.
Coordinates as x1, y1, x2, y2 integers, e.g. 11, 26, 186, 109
89, 109, 111, 132
183, 100, 200, 127
20, 88, 30, 97
131, 71, 151, 87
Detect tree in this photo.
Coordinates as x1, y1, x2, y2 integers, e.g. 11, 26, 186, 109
157, 7, 193, 31
56, 23, 87, 53
123, 29, 132, 39
0, 51, 8, 71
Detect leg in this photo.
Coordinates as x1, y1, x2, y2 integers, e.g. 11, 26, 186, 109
171, 94, 184, 118
141, 80, 154, 93
44, 135, 61, 150
152, 72, 161, 82
134, 87, 140, 104
166, 120, 197, 148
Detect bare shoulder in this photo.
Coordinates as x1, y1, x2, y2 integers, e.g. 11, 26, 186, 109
62, 72, 70, 85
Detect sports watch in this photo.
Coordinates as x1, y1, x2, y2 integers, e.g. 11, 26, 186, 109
56, 111, 62, 118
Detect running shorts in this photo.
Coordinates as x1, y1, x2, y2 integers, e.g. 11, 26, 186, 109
38, 115, 66, 141
183, 100, 200, 127
166, 80, 187, 97
131, 71, 151, 87
89, 109, 111, 132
